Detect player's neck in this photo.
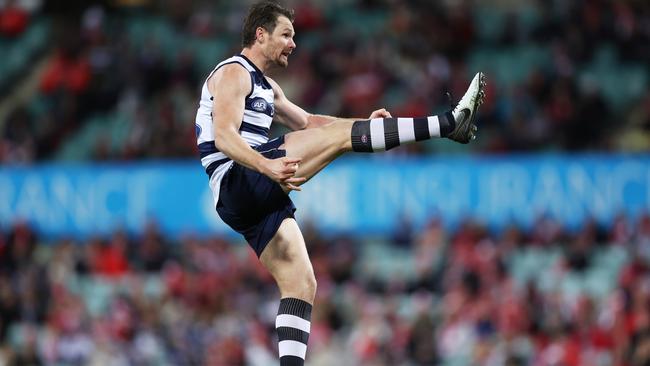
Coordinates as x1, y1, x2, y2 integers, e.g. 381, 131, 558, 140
240, 48, 269, 74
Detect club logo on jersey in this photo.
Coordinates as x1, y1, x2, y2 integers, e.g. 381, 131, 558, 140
361, 134, 368, 143
195, 123, 202, 138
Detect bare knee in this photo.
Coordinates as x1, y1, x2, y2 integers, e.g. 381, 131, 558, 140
261, 244, 317, 302
297, 271, 317, 301
279, 263, 317, 302
304, 270, 317, 298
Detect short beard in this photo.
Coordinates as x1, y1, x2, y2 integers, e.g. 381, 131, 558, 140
274, 57, 288, 68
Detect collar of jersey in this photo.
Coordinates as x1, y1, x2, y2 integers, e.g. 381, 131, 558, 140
238, 54, 264, 76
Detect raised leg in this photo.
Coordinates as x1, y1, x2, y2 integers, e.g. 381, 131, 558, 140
279, 72, 486, 189
281, 119, 355, 185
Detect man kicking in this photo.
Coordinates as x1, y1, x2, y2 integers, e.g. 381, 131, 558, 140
194, 1, 486, 364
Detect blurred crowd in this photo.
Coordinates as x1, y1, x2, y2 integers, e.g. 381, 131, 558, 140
0, 0, 649, 164
0, 214, 648, 365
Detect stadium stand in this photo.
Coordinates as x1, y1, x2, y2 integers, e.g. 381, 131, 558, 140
0, 216, 649, 365
1, 0, 649, 163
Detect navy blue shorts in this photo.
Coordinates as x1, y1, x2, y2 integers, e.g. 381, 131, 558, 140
216, 136, 296, 257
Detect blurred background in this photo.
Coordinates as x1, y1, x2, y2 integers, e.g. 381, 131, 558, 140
0, 0, 649, 365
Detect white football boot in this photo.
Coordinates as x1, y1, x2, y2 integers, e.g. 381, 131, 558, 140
447, 72, 486, 144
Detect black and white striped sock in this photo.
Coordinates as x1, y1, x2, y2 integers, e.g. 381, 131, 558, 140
351, 112, 455, 152
275, 297, 312, 366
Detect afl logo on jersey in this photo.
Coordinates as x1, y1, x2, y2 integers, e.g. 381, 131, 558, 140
195, 123, 202, 138
251, 97, 268, 112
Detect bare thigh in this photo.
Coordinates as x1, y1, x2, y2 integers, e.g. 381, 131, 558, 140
280, 119, 355, 185
259, 218, 316, 303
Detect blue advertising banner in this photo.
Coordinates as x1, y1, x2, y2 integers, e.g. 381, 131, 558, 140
0, 155, 648, 238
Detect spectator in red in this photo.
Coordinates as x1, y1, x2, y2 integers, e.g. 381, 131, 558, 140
0, 0, 29, 37
94, 232, 130, 278
40, 43, 91, 95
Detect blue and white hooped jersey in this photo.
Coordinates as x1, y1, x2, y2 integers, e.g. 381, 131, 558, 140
195, 54, 275, 206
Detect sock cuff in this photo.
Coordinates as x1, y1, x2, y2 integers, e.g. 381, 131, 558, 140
351, 119, 373, 152
278, 297, 312, 320
438, 111, 455, 137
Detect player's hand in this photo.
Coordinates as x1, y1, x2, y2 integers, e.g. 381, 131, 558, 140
262, 157, 306, 192
368, 108, 392, 119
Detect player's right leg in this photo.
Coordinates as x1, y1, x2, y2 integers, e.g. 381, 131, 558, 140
281, 72, 486, 186
260, 218, 316, 366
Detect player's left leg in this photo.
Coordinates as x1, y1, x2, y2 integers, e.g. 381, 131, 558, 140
260, 218, 316, 366
282, 72, 486, 187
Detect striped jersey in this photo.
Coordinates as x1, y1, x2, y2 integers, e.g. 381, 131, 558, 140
195, 54, 275, 207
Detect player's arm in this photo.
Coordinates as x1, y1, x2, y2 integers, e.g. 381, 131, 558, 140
209, 65, 305, 191
267, 77, 392, 130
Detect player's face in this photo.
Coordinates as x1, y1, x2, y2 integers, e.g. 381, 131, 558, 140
265, 16, 295, 68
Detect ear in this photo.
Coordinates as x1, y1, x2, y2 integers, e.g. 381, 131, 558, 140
255, 27, 265, 43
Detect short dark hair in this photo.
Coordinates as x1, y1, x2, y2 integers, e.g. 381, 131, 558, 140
242, 1, 294, 48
